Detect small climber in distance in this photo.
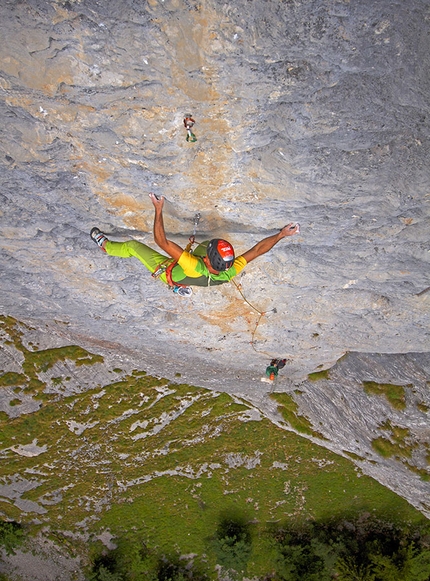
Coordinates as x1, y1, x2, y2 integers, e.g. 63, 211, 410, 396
90, 193, 300, 294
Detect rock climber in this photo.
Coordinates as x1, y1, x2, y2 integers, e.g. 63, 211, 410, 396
90, 193, 299, 294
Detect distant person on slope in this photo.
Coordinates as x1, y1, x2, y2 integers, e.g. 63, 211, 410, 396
90, 193, 299, 293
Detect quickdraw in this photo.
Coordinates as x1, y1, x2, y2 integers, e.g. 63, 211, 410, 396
184, 115, 197, 142
151, 260, 169, 279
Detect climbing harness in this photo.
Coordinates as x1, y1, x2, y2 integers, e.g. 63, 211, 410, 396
184, 115, 197, 142
153, 212, 201, 296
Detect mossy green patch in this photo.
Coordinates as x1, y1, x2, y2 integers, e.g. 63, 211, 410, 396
372, 420, 426, 480
270, 392, 326, 439
362, 380, 406, 410
372, 437, 403, 458
0, 316, 104, 402
29, 346, 104, 372
343, 450, 365, 461
404, 462, 430, 481
8, 399, 21, 407
307, 369, 330, 381
0, 372, 27, 388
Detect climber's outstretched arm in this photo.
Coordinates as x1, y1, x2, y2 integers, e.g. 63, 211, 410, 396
241, 223, 299, 264
149, 193, 184, 260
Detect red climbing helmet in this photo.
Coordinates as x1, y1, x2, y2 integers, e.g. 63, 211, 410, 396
207, 239, 235, 271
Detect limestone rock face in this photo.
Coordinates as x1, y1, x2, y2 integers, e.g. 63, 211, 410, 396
0, 0, 429, 512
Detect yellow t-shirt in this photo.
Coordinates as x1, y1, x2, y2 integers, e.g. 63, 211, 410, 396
173, 251, 247, 286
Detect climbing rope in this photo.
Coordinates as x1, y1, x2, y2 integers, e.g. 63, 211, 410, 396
230, 278, 276, 357
154, 207, 276, 358
187, 212, 274, 356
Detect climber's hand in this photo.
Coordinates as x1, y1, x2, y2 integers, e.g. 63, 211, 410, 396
280, 223, 300, 237
149, 192, 164, 210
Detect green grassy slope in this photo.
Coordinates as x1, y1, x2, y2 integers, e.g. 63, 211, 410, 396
0, 316, 428, 579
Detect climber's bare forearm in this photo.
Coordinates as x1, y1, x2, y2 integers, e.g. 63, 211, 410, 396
150, 193, 183, 260
242, 223, 299, 263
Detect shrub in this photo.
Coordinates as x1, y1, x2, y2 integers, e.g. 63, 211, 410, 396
212, 514, 252, 579
88, 553, 124, 581
269, 517, 430, 581
0, 521, 24, 556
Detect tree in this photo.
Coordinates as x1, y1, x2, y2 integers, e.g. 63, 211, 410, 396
336, 556, 376, 581
0, 521, 24, 556
212, 515, 252, 579
273, 531, 332, 581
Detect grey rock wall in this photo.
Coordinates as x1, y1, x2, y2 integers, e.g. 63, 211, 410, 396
0, 0, 429, 512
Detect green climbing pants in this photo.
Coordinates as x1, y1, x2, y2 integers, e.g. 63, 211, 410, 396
104, 240, 172, 284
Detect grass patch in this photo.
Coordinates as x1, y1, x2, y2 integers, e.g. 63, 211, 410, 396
343, 450, 365, 461
404, 462, 430, 482
307, 369, 330, 381
372, 421, 427, 479
51, 377, 63, 386
0, 316, 104, 401
28, 345, 104, 372
270, 393, 327, 440
362, 381, 406, 410
9, 399, 21, 407
2, 372, 424, 546
372, 437, 402, 458
0, 372, 27, 387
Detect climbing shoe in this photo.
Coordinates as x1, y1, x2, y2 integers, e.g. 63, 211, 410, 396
173, 286, 193, 297
90, 227, 108, 251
